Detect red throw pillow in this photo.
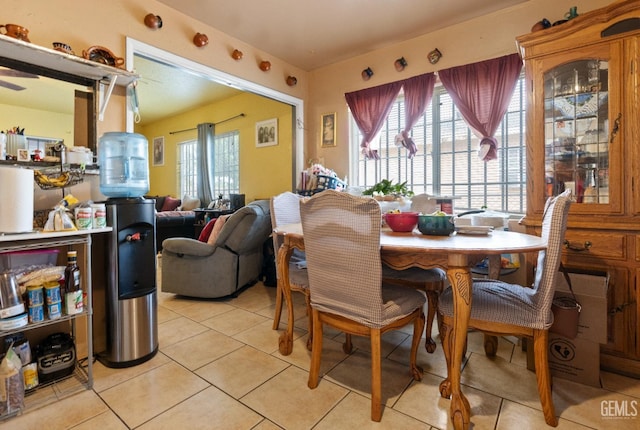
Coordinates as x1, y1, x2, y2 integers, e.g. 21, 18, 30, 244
160, 196, 181, 211
198, 219, 217, 242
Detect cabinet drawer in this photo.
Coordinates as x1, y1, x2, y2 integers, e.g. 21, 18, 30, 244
563, 230, 626, 261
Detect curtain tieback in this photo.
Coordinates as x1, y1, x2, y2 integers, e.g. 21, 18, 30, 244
478, 136, 498, 162
394, 132, 418, 159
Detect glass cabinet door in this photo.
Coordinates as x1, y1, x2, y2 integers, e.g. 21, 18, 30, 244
544, 59, 610, 204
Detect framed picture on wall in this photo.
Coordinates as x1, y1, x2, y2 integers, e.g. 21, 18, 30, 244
321, 112, 336, 147
153, 136, 164, 166
256, 118, 278, 147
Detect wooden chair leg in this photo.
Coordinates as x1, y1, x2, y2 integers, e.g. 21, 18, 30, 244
438, 318, 453, 399
483, 334, 499, 357
411, 310, 425, 380
370, 329, 383, 422
343, 334, 353, 354
272, 281, 283, 329
305, 292, 313, 351
308, 310, 323, 389
533, 329, 558, 427
424, 290, 440, 353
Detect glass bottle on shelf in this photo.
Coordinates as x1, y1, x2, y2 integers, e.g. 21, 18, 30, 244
543, 58, 608, 204
64, 250, 83, 315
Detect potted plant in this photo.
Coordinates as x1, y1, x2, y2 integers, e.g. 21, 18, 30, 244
362, 179, 414, 201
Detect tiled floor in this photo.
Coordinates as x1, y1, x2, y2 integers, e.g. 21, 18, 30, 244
5, 267, 640, 429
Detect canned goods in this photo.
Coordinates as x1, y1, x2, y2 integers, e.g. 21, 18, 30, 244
47, 301, 62, 320
44, 282, 61, 305
75, 207, 93, 230
28, 304, 44, 323
91, 203, 107, 228
27, 285, 44, 307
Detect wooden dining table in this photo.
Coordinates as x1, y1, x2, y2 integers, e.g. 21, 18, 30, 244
273, 223, 547, 430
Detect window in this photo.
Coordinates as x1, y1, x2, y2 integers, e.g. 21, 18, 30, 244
352, 77, 526, 214
177, 130, 240, 199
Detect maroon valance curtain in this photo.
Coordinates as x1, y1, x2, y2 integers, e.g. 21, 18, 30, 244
399, 73, 436, 158
438, 53, 522, 162
345, 81, 403, 159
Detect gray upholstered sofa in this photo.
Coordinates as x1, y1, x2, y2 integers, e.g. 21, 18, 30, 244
160, 200, 272, 298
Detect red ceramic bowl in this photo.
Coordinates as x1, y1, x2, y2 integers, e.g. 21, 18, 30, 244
383, 211, 419, 232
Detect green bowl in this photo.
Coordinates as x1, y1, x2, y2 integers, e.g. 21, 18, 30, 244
417, 215, 455, 236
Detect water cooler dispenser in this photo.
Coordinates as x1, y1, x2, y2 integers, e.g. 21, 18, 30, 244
97, 132, 158, 368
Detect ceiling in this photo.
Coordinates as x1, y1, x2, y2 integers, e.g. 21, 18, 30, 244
158, 0, 528, 71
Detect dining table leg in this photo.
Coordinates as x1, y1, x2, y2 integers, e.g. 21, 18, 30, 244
276, 242, 295, 356
439, 254, 472, 430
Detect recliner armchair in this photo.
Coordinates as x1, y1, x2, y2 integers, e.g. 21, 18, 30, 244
161, 200, 272, 298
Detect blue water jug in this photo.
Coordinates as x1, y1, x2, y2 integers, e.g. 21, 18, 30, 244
99, 132, 149, 198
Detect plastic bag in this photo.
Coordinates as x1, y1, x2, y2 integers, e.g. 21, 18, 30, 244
43, 206, 77, 232
0, 345, 24, 417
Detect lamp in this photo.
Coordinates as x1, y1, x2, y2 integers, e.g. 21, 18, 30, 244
394, 57, 408, 72
361, 67, 374, 81
286, 76, 297, 86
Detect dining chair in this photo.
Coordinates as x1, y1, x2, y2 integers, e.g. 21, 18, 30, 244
300, 190, 426, 422
382, 192, 447, 353
437, 189, 572, 427
269, 192, 312, 349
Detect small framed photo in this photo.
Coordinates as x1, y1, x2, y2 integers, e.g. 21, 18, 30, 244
321, 112, 336, 147
17, 148, 30, 162
256, 118, 278, 147
152, 136, 164, 166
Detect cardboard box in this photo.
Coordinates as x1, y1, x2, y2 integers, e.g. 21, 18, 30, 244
555, 270, 608, 344
526, 334, 602, 387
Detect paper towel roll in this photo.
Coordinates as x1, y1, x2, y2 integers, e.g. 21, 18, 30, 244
0, 167, 34, 233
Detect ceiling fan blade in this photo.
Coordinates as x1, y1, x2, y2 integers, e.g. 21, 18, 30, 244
0, 67, 39, 78
0, 80, 26, 91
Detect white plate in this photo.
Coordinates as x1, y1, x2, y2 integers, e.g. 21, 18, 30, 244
456, 226, 494, 235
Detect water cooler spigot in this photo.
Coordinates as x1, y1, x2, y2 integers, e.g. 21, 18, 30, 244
126, 232, 141, 242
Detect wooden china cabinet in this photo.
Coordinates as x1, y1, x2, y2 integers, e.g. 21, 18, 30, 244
517, 0, 640, 377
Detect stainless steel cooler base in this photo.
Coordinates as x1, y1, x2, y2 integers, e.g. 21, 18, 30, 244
98, 292, 158, 368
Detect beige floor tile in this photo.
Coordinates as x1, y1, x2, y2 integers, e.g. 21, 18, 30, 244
496, 399, 591, 430
242, 366, 348, 429
601, 370, 640, 399
172, 300, 236, 322
315, 391, 430, 429
158, 316, 209, 348
201, 308, 270, 336
161, 329, 244, 370
233, 319, 306, 354
157, 294, 201, 312
157, 305, 181, 324
137, 385, 263, 430
99, 361, 209, 428
275, 333, 349, 375
460, 351, 542, 410
92, 352, 170, 392
8, 390, 108, 430
325, 348, 417, 407
231, 284, 277, 313
252, 419, 285, 429
388, 332, 451, 380
393, 372, 502, 429
553, 377, 640, 429
71, 410, 129, 429
196, 345, 289, 398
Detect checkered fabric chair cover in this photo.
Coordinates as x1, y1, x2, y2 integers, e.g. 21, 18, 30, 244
270, 191, 308, 287
300, 190, 426, 329
438, 189, 572, 329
